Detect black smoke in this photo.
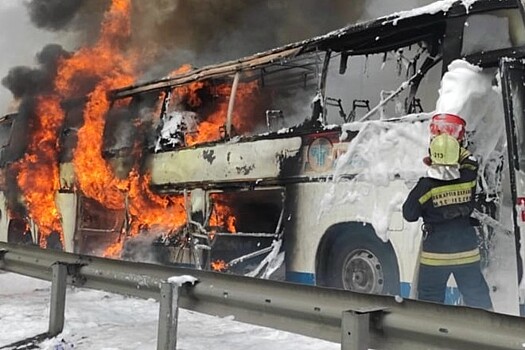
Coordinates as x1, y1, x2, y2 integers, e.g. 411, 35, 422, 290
132, 0, 367, 78
17, 0, 437, 82
26, 0, 86, 31
2, 44, 70, 98
1, 44, 70, 157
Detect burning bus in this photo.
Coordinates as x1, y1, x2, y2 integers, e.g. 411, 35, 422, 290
1, 0, 525, 314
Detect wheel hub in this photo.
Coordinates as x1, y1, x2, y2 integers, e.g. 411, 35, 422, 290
342, 249, 384, 293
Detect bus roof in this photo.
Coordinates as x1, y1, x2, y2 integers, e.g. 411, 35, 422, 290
111, 0, 519, 99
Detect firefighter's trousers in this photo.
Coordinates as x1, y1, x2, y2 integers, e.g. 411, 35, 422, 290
417, 261, 492, 310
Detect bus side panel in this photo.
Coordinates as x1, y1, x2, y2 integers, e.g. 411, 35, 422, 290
56, 192, 77, 253
149, 137, 302, 186
283, 180, 420, 290
0, 192, 9, 243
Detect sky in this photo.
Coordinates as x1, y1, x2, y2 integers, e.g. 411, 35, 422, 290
0, 1, 56, 114
0, 272, 339, 350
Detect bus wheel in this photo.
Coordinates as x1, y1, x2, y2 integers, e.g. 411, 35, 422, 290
323, 234, 400, 295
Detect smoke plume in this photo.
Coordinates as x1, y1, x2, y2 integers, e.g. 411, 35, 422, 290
26, 0, 86, 31
2, 44, 70, 98
129, 0, 436, 79
1, 44, 70, 165
131, 0, 368, 78
1, 0, 438, 106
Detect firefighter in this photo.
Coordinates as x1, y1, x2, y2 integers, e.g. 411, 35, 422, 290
402, 133, 492, 310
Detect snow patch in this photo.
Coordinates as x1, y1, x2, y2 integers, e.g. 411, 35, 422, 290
0, 273, 338, 350
436, 60, 506, 195
316, 118, 429, 239
245, 239, 284, 279
392, 0, 478, 25
167, 275, 198, 286
155, 111, 198, 151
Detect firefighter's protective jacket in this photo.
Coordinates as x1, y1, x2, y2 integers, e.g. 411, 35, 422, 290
402, 149, 480, 266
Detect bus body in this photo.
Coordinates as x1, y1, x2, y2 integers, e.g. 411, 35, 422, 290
1, 0, 525, 315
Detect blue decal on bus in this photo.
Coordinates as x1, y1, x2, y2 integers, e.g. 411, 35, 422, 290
400, 282, 411, 298
286, 271, 315, 285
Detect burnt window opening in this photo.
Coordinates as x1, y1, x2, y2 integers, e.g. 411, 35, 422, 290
153, 53, 324, 152
101, 91, 163, 178
0, 113, 28, 166
208, 189, 284, 234
462, 9, 525, 57
254, 52, 323, 133
0, 115, 14, 167
104, 92, 162, 156
76, 196, 126, 255
59, 101, 85, 163
325, 42, 442, 124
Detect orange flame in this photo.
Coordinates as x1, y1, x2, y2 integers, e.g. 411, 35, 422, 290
184, 81, 260, 146
211, 259, 228, 272
15, 95, 64, 247
64, 0, 134, 210
169, 64, 193, 77
59, 0, 188, 255
104, 239, 125, 259
14, 0, 134, 248
209, 194, 237, 233
127, 171, 186, 236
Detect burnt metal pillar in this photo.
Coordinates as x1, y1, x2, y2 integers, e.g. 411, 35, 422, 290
157, 282, 181, 350
48, 262, 68, 336
226, 71, 241, 137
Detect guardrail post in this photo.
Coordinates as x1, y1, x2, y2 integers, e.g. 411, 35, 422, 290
157, 281, 181, 350
49, 262, 68, 336
341, 307, 385, 350
0, 249, 6, 269
341, 310, 370, 350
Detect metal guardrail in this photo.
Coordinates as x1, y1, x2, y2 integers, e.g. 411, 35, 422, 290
1, 242, 524, 350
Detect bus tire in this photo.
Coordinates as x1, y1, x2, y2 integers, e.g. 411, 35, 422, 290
323, 233, 400, 295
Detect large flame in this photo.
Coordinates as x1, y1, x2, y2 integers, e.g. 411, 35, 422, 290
62, 0, 188, 255
127, 172, 186, 236
65, 0, 133, 210
14, 0, 263, 255
15, 95, 63, 246
15, 0, 134, 247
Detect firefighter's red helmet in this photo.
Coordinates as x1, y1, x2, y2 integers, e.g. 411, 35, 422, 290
429, 113, 466, 141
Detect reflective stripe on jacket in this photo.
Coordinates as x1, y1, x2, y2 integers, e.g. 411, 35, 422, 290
420, 248, 480, 266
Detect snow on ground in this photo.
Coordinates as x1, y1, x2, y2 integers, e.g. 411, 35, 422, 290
0, 272, 338, 350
